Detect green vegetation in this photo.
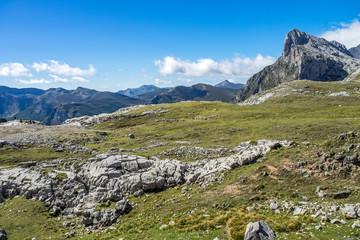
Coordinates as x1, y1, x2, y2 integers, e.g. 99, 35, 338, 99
0, 198, 65, 240
0, 146, 90, 166
90, 80, 360, 161
55, 172, 68, 181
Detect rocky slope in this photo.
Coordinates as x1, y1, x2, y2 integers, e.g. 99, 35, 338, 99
349, 44, 360, 59
0, 138, 290, 229
237, 29, 360, 101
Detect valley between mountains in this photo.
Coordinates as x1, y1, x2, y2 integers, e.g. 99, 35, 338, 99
1, 29, 360, 240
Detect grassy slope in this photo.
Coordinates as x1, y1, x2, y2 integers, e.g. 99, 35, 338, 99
90, 80, 360, 160
2, 80, 360, 239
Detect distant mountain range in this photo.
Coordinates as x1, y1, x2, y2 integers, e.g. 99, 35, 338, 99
237, 29, 360, 101
0, 87, 143, 125
0, 80, 244, 124
215, 80, 244, 89
117, 85, 160, 97
145, 83, 239, 104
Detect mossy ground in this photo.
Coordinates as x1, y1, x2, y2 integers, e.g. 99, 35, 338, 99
2, 80, 360, 239
0, 146, 90, 167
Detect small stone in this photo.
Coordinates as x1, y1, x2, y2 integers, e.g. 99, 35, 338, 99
311, 211, 322, 218
269, 203, 278, 210
65, 232, 75, 238
293, 207, 306, 215
315, 225, 323, 230
159, 224, 168, 230
330, 219, 341, 224
352, 220, 360, 228
169, 221, 175, 226
247, 206, 255, 212
321, 216, 330, 222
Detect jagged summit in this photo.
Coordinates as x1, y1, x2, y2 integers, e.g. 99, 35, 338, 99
282, 29, 352, 60
237, 29, 360, 101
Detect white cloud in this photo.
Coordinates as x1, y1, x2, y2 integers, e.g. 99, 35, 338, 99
0, 63, 32, 77
177, 77, 192, 83
154, 78, 172, 85
154, 54, 275, 78
71, 76, 89, 83
49, 74, 89, 83
320, 18, 360, 48
32, 60, 96, 76
141, 74, 151, 78
16, 78, 50, 84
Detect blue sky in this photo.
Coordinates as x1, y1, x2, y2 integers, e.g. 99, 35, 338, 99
0, 0, 359, 91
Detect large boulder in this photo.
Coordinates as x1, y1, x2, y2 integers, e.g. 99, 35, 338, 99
244, 221, 276, 240
0, 228, 6, 240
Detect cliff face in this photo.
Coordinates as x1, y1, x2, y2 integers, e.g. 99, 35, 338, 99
237, 29, 360, 101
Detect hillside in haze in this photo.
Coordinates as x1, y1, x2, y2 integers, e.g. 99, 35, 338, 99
147, 83, 238, 104
0, 86, 144, 125
117, 85, 160, 97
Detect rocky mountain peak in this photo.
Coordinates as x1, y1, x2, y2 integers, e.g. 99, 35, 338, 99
282, 29, 310, 58
237, 29, 360, 101
282, 29, 353, 64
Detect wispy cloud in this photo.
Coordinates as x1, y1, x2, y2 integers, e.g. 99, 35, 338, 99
177, 77, 192, 83
320, 17, 360, 48
71, 76, 89, 83
15, 78, 51, 84
155, 54, 275, 78
0, 63, 32, 77
154, 78, 172, 85
32, 60, 96, 76
50, 74, 89, 83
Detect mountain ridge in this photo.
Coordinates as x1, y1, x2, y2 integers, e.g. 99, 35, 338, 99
117, 85, 159, 97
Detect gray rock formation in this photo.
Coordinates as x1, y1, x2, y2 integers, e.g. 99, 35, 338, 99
244, 221, 276, 240
63, 105, 146, 128
349, 44, 360, 59
238, 29, 360, 101
0, 139, 290, 229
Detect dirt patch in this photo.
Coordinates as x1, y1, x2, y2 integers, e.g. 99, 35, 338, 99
223, 184, 243, 195
250, 173, 260, 179
281, 158, 293, 171
266, 164, 278, 173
